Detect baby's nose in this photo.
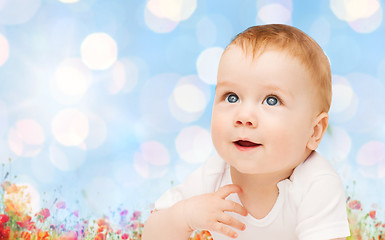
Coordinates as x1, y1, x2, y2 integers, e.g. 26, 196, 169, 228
234, 108, 257, 128
235, 119, 256, 128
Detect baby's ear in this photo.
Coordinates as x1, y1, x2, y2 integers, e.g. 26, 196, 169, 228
307, 112, 329, 151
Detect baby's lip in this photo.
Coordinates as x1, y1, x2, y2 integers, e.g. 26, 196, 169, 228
233, 139, 261, 147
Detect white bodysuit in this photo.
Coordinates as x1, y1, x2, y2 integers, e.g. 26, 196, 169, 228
155, 151, 350, 240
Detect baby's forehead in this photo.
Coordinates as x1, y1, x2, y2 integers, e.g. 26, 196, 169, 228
227, 43, 302, 63
225, 44, 312, 77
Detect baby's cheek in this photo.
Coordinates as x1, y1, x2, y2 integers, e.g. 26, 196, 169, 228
211, 123, 224, 147
274, 130, 308, 164
270, 130, 298, 155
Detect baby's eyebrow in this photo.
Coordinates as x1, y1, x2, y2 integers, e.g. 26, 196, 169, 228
215, 81, 234, 90
262, 84, 293, 98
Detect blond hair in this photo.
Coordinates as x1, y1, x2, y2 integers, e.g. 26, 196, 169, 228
227, 24, 332, 113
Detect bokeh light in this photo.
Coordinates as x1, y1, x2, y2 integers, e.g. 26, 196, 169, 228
81, 33, 118, 70
8, 119, 45, 157
0, 0, 42, 25
330, 0, 380, 21
169, 75, 211, 123
196, 47, 224, 85
173, 83, 205, 113
357, 141, 385, 179
144, 7, 179, 33
348, 5, 382, 33
330, 0, 383, 33
133, 141, 170, 178
54, 58, 92, 96
0, 34, 9, 66
332, 84, 354, 113
146, 0, 197, 22
106, 58, 139, 94
4, 183, 40, 214
330, 75, 356, 117
94, 58, 140, 95
257, 3, 292, 24
51, 58, 92, 106
52, 109, 89, 147
118, 58, 141, 93
175, 126, 213, 164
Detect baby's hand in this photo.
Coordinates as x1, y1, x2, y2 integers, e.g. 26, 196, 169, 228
181, 184, 248, 238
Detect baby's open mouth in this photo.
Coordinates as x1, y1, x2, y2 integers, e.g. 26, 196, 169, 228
234, 140, 261, 148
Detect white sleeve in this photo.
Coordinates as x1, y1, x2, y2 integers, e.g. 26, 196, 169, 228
296, 174, 350, 240
155, 155, 226, 210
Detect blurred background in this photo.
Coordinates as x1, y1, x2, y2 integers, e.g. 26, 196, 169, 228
0, 0, 384, 220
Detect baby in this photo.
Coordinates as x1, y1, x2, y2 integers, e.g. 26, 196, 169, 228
142, 24, 350, 240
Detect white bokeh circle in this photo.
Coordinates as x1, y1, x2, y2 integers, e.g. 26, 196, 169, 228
133, 141, 170, 178
196, 47, 224, 85
8, 119, 45, 157
81, 33, 118, 70
52, 108, 89, 146
176, 126, 213, 164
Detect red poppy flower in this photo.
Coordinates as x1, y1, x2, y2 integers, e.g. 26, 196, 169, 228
0, 225, 10, 240
369, 210, 376, 219
94, 233, 105, 240
348, 200, 361, 210
121, 233, 129, 240
16, 215, 35, 231
0, 215, 9, 225
36, 208, 50, 223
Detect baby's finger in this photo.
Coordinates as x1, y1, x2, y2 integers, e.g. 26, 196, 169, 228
213, 221, 239, 239
215, 184, 242, 199
222, 200, 248, 217
218, 212, 246, 232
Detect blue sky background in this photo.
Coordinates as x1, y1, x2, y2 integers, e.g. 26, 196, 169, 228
0, 0, 384, 219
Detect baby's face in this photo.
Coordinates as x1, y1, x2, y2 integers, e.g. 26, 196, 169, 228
211, 46, 319, 176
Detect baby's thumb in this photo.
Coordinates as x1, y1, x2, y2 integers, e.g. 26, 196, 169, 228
216, 184, 242, 199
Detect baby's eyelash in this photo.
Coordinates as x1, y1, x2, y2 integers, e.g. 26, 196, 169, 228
265, 94, 284, 105
222, 92, 236, 99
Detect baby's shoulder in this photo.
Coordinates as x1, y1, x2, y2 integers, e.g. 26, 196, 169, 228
291, 151, 338, 180
202, 154, 228, 175
286, 151, 345, 206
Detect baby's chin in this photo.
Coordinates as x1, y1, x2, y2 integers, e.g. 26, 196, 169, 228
228, 162, 263, 175
227, 159, 295, 178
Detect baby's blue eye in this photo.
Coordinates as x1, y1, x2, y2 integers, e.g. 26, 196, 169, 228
226, 93, 239, 103
263, 96, 280, 106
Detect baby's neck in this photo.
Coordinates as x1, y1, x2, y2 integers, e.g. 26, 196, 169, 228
230, 167, 293, 219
